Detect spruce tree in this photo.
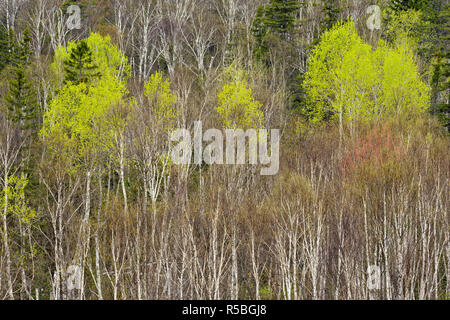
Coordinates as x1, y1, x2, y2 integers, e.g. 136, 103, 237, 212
251, 0, 300, 59
5, 65, 37, 130
321, 0, 342, 32
251, 6, 269, 60
0, 27, 32, 68
17, 27, 33, 65
264, 0, 299, 38
0, 28, 17, 69
0, 27, 8, 71
390, 0, 430, 12
63, 40, 100, 85
431, 4, 450, 129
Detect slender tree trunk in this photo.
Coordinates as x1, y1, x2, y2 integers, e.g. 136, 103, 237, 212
2, 170, 14, 299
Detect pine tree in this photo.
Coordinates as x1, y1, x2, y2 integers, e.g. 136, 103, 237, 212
0, 27, 33, 70
251, 6, 269, 60
0, 28, 17, 70
321, 0, 342, 32
7, 28, 17, 61
251, 0, 300, 60
5, 65, 37, 130
0, 27, 8, 71
63, 40, 100, 85
430, 3, 450, 129
390, 0, 430, 12
264, 0, 299, 38
17, 27, 33, 66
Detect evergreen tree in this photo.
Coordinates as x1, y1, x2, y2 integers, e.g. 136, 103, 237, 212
390, 0, 430, 12
321, 0, 342, 32
430, 4, 450, 129
2, 27, 37, 131
0, 28, 17, 70
264, 0, 299, 38
5, 65, 37, 130
7, 28, 17, 62
0, 27, 8, 71
0, 27, 32, 69
63, 40, 100, 85
251, 0, 300, 60
251, 6, 269, 61
17, 27, 33, 66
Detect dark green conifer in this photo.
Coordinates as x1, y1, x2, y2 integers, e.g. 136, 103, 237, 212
321, 0, 342, 32
63, 40, 100, 85
390, 0, 430, 12
5, 65, 37, 130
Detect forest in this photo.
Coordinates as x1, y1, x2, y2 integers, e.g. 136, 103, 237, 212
0, 0, 448, 300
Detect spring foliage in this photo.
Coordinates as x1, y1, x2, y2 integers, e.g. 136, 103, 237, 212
1, 174, 37, 224
41, 33, 130, 156
144, 71, 178, 128
215, 66, 264, 129
303, 20, 430, 123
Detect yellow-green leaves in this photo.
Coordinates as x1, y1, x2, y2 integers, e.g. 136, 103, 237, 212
216, 74, 264, 129
52, 32, 131, 88
42, 33, 130, 159
144, 71, 178, 127
303, 20, 430, 124
384, 9, 424, 49
304, 20, 363, 123
381, 43, 430, 116
42, 79, 126, 154
1, 174, 36, 224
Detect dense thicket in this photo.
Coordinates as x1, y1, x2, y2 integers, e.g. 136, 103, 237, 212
0, 0, 448, 300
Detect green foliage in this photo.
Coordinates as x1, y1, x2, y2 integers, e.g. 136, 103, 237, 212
390, 0, 430, 12
251, 0, 299, 60
52, 32, 131, 88
17, 27, 33, 65
0, 28, 37, 132
42, 33, 130, 159
321, 0, 342, 32
303, 20, 363, 123
3, 27, 37, 130
428, 3, 450, 129
0, 28, 13, 71
431, 50, 449, 129
384, 1, 447, 62
0, 28, 18, 70
383, 1, 449, 128
42, 79, 126, 156
61, 0, 87, 12
0, 27, 33, 71
0, 174, 37, 224
384, 9, 424, 49
251, 6, 269, 61
144, 71, 178, 128
63, 40, 100, 85
381, 43, 430, 116
216, 67, 264, 128
5, 65, 37, 130
0, 27, 8, 71
264, 0, 299, 37
303, 20, 430, 124
259, 285, 274, 300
